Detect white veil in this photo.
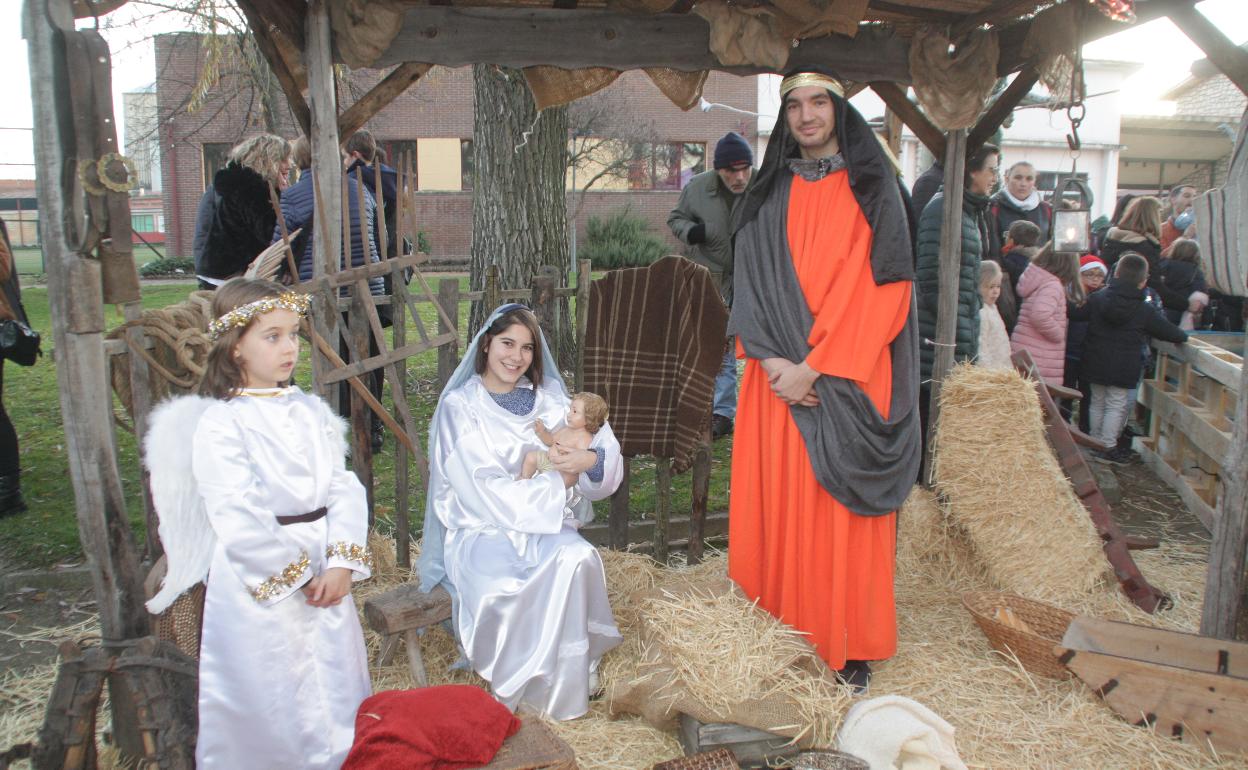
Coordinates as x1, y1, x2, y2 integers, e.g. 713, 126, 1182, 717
416, 303, 569, 593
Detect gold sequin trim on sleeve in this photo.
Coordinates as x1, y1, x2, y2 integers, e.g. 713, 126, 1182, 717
326, 541, 374, 570
249, 551, 311, 602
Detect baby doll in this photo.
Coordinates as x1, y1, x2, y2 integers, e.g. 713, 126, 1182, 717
521, 392, 609, 488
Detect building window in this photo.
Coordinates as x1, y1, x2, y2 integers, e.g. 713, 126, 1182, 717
627, 142, 706, 191
461, 139, 474, 192
202, 143, 231, 190
131, 213, 157, 232
381, 140, 418, 176
1037, 171, 1088, 197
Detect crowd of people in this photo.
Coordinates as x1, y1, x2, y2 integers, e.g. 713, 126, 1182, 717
910, 151, 1238, 466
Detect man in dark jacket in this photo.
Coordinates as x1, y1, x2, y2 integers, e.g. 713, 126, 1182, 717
989, 161, 1051, 257
1080, 253, 1187, 465
909, 160, 943, 221
668, 131, 753, 439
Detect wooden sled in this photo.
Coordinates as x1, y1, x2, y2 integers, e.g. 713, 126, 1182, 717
1010, 350, 1169, 613
1056, 616, 1248, 754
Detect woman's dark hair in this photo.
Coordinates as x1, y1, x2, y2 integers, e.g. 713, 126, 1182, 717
964, 143, 1000, 187
474, 305, 544, 387
1031, 243, 1084, 303
1110, 194, 1137, 226
198, 278, 292, 401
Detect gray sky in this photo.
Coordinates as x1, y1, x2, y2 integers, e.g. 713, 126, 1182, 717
1, 0, 1246, 180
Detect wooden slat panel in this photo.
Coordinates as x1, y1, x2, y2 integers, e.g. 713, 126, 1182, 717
1061, 616, 1248, 677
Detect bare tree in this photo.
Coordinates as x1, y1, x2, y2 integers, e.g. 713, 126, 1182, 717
565, 88, 662, 221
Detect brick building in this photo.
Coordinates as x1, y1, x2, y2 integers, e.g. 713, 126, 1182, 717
1119, 43, 1247, 195
153, 33, 759, 262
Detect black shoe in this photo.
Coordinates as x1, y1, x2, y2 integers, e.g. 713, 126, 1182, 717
370, 423, 385, 453
835, 660, 871, 695
1093, 447, 1131, 467
711, 414, 734, 441
0, 473, 27, 518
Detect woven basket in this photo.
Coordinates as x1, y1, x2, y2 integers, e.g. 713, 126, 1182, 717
482, 718, 577, 770
962, 591, 1075, 679
652, 749, 740, 770
788, 751, 869, 770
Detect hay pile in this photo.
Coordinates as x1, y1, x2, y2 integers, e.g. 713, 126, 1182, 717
932, 364, 1111, 604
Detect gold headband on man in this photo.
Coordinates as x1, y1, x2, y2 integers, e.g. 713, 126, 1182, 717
780, 73, 845, 98
208, 293, 312, 341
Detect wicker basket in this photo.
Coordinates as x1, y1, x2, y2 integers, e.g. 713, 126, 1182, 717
788, 751, 869, 770
482, 718, 577, 770
145, 556, 206, 661
961, 591, 1075, 679
651, 749, 741, 770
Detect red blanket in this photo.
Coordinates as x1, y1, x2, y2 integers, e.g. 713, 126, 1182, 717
342, 686, 521, 770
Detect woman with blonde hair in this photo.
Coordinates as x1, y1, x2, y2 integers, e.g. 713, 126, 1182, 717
1098, 196, 1162, 275
193, 134, 292, 289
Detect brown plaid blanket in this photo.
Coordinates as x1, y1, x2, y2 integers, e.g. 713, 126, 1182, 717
584, 256, 729, 472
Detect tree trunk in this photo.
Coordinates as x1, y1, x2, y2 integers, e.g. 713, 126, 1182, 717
469, 64, 573, 366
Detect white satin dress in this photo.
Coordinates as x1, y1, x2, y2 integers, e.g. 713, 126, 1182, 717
191, 388, 372, 769
428, 376, 623, 720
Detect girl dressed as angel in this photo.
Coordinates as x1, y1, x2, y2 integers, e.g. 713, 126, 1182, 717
145, 278, 372, 770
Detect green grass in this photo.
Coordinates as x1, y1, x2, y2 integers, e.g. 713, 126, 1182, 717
0, 277, 731, 569
13, 244, 168, 279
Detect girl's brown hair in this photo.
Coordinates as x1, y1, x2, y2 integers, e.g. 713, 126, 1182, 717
198, 278, 292, 400
1031, 244, 1085, 304
474, 305, 544, 387
1117, 196, 1162, 242
1167, 238, 1202, 266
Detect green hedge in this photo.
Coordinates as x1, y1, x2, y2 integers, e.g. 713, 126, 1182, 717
138, 257, 196, 278
579, 208, 668, 270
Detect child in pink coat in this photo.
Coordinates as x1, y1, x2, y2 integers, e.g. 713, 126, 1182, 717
1010, 246, 1082, 384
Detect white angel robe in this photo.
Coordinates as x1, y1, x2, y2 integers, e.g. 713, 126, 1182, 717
428, 376, 623, 720
190, 388, 372, 769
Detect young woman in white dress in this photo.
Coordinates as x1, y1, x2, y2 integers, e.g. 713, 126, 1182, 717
418, 304, 623, 720
145, 279, 372, 769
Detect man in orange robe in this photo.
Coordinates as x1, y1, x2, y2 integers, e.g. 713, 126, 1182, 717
727, 69, 921, 691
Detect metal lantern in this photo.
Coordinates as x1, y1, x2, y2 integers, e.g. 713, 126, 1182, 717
1052, 177, 1095, 253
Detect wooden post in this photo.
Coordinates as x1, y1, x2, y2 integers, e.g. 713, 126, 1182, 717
869, 82, 946, 159
530, 264, 560, 348
688, 438, 711, 565
437, 278, 460, 393
484, 263, 501, 314
122, 302, 160, 560
575, 258, 591, 392
1201, 333, 1248, 639
609, 457, 632, 549
1167, 3, 1248, 96
306, 0, 342, 405
923, 128, 968, 481
654, 457, 671, 565
393, 275, 410, 569
25, 0, 149, 756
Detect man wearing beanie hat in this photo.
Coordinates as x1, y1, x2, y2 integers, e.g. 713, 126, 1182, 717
726, 68, 920, 693
668, 131, 755, 439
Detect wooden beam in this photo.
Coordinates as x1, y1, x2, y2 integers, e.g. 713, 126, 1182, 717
870, 81, 945, 158
923, 129, 967, 480
1201, 333, 1248, 640
236, 0, 309, 136
339, 63, 431, 141
371, 8, 911, 83
1168, 3, 1248, 96
967, 67, 1039, 152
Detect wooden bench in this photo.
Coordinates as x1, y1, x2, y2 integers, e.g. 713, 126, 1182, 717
362, 584, 452, 686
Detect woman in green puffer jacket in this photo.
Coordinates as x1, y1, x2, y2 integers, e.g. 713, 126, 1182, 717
915, 144, 1002, 384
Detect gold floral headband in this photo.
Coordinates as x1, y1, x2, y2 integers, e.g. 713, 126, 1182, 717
780, 72, 845, 98
207, 293, 312, 341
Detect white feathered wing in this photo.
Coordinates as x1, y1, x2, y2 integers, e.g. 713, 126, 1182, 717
144, 395, 217, 614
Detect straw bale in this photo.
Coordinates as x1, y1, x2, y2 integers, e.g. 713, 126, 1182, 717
932, 365, 1111, 604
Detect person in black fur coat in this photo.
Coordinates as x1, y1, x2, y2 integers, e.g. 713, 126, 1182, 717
193, 135, 291, 289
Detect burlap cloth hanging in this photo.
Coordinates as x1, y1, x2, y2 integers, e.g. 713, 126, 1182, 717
1022, 2, 1083, 102
908, 26, 999, 130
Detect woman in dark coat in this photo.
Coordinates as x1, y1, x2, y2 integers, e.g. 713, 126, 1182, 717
193, 134, 292, 288
1097, 195, 1163, 276
0, 220, 29, 516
